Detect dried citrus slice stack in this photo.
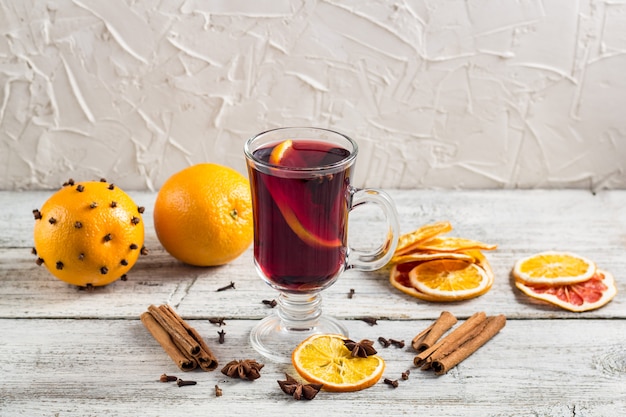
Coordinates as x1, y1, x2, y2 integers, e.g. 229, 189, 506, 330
513, 251, 617, 312
389, 221, 496, 302
292, 334, 385, 392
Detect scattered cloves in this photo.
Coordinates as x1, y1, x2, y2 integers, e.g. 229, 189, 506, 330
120, 274, 128, 281
216, 281, 236, 292
359, 317, 378, 326
215, 384, 223, 397
209, 317, 226, 326
378, 337, 391, 348
63, 179, 75, 186
140, 246, 149, 256
401, 370, 411, 380
383, 378, 399, 388
36, 257, 44, 266
159, 374, 177, 382
176, 379, 197, 387
218, 329, 226, 344
262, 299, 277, 308
389, 339, 405, 348
137, 206, 145, 214
348, 288, 355, 299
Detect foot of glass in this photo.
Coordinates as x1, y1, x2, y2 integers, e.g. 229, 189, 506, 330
249, 292, 348, 363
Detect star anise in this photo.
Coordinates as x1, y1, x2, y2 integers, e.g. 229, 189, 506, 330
277, 374, 323, 400
221, 359, 264, 380
343, 338, 377, 358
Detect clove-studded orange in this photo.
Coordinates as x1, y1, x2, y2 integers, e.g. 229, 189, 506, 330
32, 179, 146, 287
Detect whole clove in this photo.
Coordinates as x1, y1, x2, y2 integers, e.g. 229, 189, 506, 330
383, 378, 399, 388
378, 337, 391, 348
389, 339, 405, 348
262, 299, 277, 308
209, 317, 226, 326
216, 281, 236, 292
218, 329, 226, 344
215, 384, 223, 397
177, 379, 197, 387
159, 374, 178, 382
359, 317, 378, 326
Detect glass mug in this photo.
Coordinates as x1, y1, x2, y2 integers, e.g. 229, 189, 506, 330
244, 127, 399, 362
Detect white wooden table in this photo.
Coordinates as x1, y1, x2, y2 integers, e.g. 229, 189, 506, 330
1, 189, 625, 416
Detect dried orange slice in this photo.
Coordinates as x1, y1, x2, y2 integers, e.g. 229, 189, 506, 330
391, 251, 474, 265
408, 259, 492, 301
389, 261, 448, 302
412, 236, 497, 253
515, 270, 617, 312
513, 251, 596, 286
292, 334, 385, 392
394, 221, 453, 256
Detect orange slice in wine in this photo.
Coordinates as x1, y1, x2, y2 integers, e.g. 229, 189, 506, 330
265, 140, 342, 249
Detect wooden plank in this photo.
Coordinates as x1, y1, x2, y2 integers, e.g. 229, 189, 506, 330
1, 190, 625, 320
0, 318, 624, 416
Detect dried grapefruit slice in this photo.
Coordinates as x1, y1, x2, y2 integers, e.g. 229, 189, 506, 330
292, 334, 385, 392
408, 259, 492, 301
394, 221, 453, 256
515, 270, 617, 312
513, 251, 596, 286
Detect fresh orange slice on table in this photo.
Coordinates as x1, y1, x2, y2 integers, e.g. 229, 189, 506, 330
408, 259, 492, 301
515, 270, 617, 312
513, 251, 596, 286
265, 140, 342, 249
292, 334, 385, 392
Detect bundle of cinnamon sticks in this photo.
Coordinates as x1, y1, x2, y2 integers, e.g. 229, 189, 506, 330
141, 304, 218, 372
412, 311, 505, 375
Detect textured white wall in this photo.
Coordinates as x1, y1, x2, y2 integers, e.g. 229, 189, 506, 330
1, 0, 625, 191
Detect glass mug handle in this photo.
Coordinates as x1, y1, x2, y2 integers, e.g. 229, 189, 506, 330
346, 188, 400, 271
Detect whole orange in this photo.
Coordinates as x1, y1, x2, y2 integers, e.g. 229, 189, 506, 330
33, 179, 145, 287
153, 163, 253, 266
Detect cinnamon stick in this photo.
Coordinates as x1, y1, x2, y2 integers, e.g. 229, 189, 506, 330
414, 311, 487, 368
161, 305, 219, 371
140, 312, 197, 371
148, 304, 200, 357
412, 311, 458, 352
431, 314, 506, 375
